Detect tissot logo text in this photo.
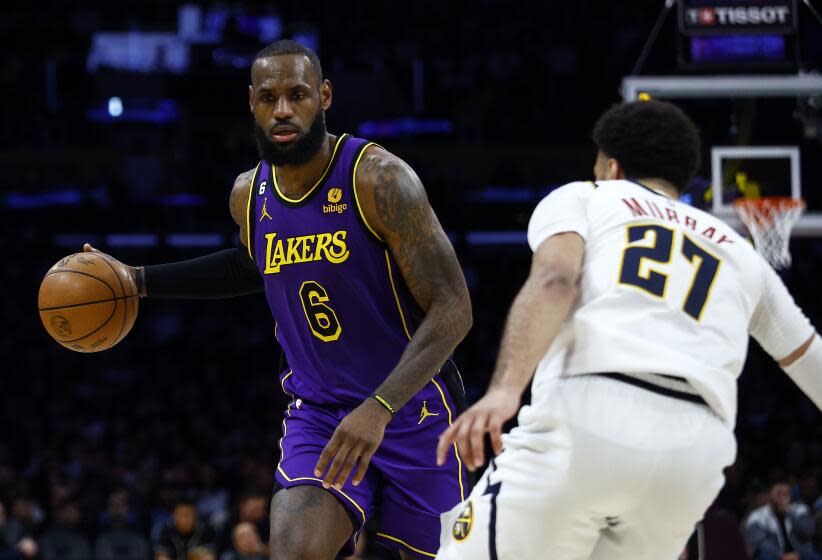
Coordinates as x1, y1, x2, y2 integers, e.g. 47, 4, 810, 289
687, 6, 790, 26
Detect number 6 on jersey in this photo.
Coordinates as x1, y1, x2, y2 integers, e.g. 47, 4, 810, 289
299, 281, 341, 342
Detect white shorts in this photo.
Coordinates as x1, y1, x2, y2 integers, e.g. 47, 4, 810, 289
436, 375, 737, 560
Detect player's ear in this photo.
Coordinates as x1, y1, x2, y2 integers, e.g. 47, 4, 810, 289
607, 158, 623, 180
320, 79, 332, 111
248, 85, 255, 113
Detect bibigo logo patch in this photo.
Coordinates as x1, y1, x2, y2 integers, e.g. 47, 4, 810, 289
327, 187, 342, 203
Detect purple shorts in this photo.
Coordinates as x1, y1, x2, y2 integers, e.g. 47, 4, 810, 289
275, 368, 469, 559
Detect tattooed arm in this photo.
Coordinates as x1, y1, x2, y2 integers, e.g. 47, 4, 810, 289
314, 146, 472, 489
358, 147, 472, 407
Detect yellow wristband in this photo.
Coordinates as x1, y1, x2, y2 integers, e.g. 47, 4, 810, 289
370, 393, 395, 415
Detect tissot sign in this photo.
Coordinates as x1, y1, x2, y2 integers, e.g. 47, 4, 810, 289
679, 0, 797, 34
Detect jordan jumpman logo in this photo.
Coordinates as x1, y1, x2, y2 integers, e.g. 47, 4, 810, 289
259, 198, 272, 221
418, 400, 440, 424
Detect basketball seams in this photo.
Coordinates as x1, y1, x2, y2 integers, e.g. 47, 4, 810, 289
39, 269, 116, 310
94, 253, 128, 345
44, 300, 119, 343
39, 296, 131, 312
43, 269, 117, 295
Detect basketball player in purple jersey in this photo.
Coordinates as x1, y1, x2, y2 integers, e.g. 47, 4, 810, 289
84, 40, 472, 559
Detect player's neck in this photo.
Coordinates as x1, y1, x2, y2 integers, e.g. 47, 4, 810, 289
635, 178, 679, 200
275, 134, 337, 198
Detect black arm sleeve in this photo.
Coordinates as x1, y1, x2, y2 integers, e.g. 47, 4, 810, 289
143, 248, 263, 299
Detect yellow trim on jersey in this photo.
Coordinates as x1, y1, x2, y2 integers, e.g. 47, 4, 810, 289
276, 467, 368, 528
384, 251, 412, 339
384, 250, 464, 499
279, 369, 292, 394
272, 134, 347, 203
352, 142, 385, 242
275, 368, 367, 528
432, 378, 465, 501
245, 163, 261, 260
376, 533, 436, 558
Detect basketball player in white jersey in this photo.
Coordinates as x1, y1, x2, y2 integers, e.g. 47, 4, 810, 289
435, 100, 822, 560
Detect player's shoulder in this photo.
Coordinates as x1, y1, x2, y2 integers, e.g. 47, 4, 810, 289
232, 166, 258, 193
355, 144, 416, 186
549, 180, 599, 197
354, 144, 424, 208
229, 165, 259, 225
535, 180, 598, 209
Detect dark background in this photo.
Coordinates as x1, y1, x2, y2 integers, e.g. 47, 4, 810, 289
2, 2, 822, 559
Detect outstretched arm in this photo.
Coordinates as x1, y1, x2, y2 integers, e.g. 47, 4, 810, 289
437, 232, 584, 470
84, 169, 263, 298
750, 261, 822, 410
314, 147, 472, 489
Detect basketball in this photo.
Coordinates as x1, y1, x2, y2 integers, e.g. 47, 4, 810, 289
38, 252, 139, 353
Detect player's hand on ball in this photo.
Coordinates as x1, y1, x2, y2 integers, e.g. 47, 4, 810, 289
437, 386, 520, 471
314, 398, 392, 490
84, 243, 143, 297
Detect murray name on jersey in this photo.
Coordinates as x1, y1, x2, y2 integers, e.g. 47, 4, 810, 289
621, 193, 735, 246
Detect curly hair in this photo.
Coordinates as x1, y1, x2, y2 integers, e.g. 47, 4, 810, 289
593, 100, 701, 192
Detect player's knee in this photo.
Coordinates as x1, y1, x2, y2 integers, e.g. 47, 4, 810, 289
269, 519, 333, 560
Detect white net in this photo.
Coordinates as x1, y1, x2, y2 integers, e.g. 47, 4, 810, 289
733, 197, 805, 269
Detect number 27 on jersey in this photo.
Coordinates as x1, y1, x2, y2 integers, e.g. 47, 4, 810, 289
618, 224, 722, 321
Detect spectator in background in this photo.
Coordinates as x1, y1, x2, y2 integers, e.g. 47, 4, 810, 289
154, 497, 216, 560
746, 480, 820, 560
9, 498, 42, 539
217, 492, 268, 553
0, 502, 24, 553
798, 471, 820, 514
37, 502, 90, 560
236, 494, 266, 540
0, 502, 37, 560
196, 466, 229, 532
99, 488, 139, 532
219, 522, 266, 560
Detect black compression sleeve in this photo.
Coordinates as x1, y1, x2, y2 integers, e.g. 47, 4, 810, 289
142, 248, 263, 299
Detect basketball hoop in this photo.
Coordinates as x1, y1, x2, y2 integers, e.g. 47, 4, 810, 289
732, 197, 805, 269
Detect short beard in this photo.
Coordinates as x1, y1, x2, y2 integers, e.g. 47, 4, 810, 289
253, 111, 327, 166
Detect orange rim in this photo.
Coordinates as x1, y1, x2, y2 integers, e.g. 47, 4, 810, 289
732, 197, 805, 226
732, 196, 805, 210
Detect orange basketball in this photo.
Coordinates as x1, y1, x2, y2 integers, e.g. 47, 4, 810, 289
38, 252, 139, 352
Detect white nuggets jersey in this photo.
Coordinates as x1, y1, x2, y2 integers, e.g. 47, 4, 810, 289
527, 179, 813, 426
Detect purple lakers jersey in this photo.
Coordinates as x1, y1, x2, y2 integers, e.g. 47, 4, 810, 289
246, 134, 421, 405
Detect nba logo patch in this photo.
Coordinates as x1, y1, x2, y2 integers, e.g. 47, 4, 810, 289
452, 500, 473, 541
